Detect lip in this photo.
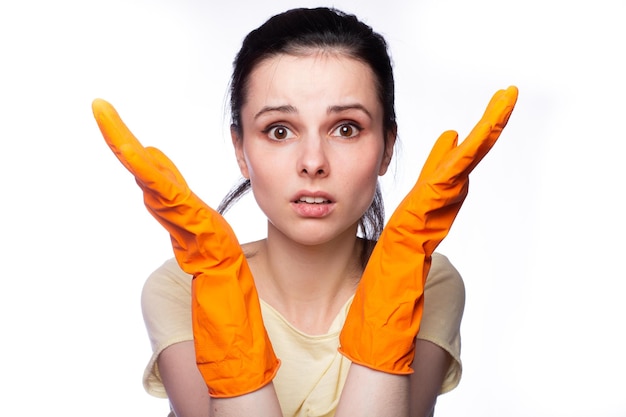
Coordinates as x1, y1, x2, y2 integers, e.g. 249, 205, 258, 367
291, 190, 336, 218
292, 190, 335, 203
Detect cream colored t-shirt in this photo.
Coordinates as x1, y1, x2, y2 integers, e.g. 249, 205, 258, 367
141, 253, 464, 416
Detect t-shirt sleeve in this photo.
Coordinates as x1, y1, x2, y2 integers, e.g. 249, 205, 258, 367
141, 258, 194, 398
417, 252, 465, 394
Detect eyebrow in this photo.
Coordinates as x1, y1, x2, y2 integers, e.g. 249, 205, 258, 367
253, 103, 372, 120
254, 105, 297, 120
327, 104, 372, 120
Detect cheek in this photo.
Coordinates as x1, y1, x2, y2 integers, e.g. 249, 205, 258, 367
243, 146, 278, 184
242, 147, 284, 208
338, 147, 384, 202
352, 144, 386, 182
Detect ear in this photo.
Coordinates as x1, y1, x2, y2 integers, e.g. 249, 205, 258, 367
378, 126, 397, 176
231, 125, 250, 179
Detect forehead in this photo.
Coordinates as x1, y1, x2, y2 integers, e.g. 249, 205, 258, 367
244, 51, 380, 110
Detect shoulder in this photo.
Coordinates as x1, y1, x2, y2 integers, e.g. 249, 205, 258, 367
148, 257, 191, 282
425, 252, 465, 297
142, 258, 192, 301
430, 252, 460, 276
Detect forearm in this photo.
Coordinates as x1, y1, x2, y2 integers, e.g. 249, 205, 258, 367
335, 340, 453, 417
159, 341, 210, 417
409, 339, 452, 417
335, 364, 410, 417
159, 341, 282, 417
208, 384, 283, 417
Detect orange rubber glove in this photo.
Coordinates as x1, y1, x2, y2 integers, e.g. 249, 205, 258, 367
339, 86, 518, 374
91, 99, 280, 397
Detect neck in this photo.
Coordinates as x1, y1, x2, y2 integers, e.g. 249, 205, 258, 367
248, 222, 363, 334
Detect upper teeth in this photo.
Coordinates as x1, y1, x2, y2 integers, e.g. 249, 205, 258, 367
299, 196, 327, 203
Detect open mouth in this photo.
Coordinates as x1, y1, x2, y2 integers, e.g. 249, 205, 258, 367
296, 196, 332, 204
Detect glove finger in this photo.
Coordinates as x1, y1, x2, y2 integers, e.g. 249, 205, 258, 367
92, 98, 190, 204
143, 146, 191, 203
419, 130, 459, 181
481, 86, 518, 131
92, 98, 168, 191
92, 99, 152, 174
446, 85, 518, 177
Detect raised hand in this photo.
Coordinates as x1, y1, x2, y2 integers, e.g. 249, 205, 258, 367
339, 86, 519, 374
92, 99, 279, 397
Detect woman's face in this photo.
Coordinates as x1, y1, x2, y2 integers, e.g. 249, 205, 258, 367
233, 51, 394, 246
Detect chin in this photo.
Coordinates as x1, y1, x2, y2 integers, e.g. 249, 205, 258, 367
288, 224, 360, 248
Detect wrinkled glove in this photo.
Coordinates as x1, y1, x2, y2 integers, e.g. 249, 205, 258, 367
92, 99, 280, 397
339, 86, 518, 374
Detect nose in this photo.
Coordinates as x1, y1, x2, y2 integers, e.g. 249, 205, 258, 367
297, 134, 329, 178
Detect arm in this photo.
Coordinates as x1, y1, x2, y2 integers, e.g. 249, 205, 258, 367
92, 100, 282, 414
337, 86, 518, 417
159, 341, 210, 417
159, 344, 283, 417
140, 260, 210, 416
141, 259, 282, 417
409, 340, 452, 417
153, 268, 457, 417
336, 341, 452, 417
411, 252, 465, 415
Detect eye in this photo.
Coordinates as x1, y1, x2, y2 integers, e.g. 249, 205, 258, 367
265, 125, 295, 141
331, 123, 361, 139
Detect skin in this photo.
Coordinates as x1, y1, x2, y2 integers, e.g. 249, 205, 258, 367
159, 336, 450, 417
233, 52, 393, 331
159, 50, 452, 417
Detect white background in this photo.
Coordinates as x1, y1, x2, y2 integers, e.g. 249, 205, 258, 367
1, 0, 625, 416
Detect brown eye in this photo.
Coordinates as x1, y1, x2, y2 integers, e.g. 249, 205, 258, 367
340, 125, 353, 137
274, 127, 287, 139
331, 123, 361, 138
267, 125, 294, 140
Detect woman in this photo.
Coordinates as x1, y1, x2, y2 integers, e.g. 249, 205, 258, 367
92, 7, 517, 417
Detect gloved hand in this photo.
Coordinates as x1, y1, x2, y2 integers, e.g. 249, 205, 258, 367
339, 86, 519, 374
91, 99, 280, 397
